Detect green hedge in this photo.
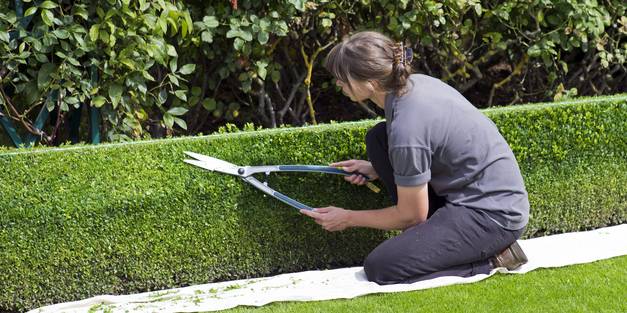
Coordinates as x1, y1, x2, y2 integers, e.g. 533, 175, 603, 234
1, 94, 626, 312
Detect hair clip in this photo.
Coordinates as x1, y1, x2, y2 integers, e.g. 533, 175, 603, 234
398, 42, 413, 66
404, 47, 413, 65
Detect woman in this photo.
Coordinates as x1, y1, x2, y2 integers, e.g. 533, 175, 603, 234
300, 31, 529, 284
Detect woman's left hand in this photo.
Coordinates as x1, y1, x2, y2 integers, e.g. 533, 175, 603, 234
300, 206, 352, 232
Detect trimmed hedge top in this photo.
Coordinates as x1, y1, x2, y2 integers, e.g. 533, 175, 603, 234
0, 94, 626, 312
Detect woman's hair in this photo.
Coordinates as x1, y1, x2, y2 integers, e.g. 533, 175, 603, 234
324, 31, 413, 97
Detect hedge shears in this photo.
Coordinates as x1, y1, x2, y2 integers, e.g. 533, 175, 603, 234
183, 151, 379, 211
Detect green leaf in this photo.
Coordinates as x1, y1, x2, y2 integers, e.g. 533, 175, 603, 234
139, 0, 150, 11
271, 70, 280, 83
35, 53, 49, 63
189, 96, 199, 106
40, 1, 58, 9
259, 18, 271, 30
157, 16, 167, 34
289, 0, 306, 11
226, 29, 239, 39
73, 6, 88, 20
183, 10, 193, 37
142, 71, 155, 81
203, 16, 219, 28
67, 57, 81, 66
241, 30, 253, 41
168, 74, 180, 86
52, 29, 70, 39
89, 25, 99, 41
31, 38, 43, 51
181, 18, 188, 38
109, 84, 123, 108
20, 81, 40, 106
202, 98, 216, 111
46, 95, 56, 112
528, 45, 542, 58
474, 4, 482, 16
18, 51, 31, 59
273, 21, 288, 36
257, 31, 269, 44
173, 117, 187, 130
37, 63, 56, 89
120, 59, 136, 70
41, 9, 54, 27
169, 58, 177, 72
0, 31, 9, 43
179, 64, 196, 75
167, 17, 178, 35
24, 6, 38, 17
191, 87, 202, 96
233, 38, 245, 50
167, 106, 188, 116
65, 96, 79, 104
158, 89, 168, 104
201, 31, 213, 43
166, 44, 177, 57
91, 96, 106, 108
123, 116, 141, 131
163, 112, 174, 128
256, 61, 268, 80
173, 90, 187, 102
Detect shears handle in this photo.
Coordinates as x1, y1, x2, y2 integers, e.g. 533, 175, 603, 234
277, 165, 380, 193
241, 166, 380, 211
242, 176, 313, 211
276, 165, 371, 180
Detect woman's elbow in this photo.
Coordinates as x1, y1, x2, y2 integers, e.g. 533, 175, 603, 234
398, 213, 426, 229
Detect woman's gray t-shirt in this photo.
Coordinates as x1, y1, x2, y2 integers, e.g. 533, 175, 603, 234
385, 74, 529, 230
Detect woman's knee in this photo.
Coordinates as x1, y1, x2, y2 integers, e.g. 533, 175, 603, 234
363, 247, 401, 285
363, 251, 387, 284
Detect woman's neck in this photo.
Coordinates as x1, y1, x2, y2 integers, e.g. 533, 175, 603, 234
370, 91, 388, 109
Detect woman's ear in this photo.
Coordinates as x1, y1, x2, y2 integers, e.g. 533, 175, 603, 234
367, 80, 381, 92
366, 81, 376, 93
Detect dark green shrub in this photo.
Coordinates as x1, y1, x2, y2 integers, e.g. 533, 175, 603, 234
0, 94, 625, 312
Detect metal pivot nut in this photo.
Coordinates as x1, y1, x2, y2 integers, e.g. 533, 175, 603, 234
238, 168, 245, 175
263, 171, 270, 186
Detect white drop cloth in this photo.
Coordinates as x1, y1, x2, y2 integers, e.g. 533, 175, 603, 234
29, 224, 627, 313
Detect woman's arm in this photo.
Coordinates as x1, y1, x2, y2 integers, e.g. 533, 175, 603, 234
301, 183, 429, 231
348, 184, 429, 230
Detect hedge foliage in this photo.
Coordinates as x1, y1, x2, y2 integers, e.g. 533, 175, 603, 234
0, 0, 625, 146
1, 94, 626, 312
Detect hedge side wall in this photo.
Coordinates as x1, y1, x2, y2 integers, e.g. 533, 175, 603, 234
0, 94, 626, 312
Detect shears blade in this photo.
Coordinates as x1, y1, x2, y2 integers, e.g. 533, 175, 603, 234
183, 151, 242, 176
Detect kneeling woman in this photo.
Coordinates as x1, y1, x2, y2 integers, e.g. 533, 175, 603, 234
301, 31, 529, 284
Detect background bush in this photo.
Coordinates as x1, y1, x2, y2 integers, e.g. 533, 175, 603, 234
0, 0, 625, 146
0, 94, 626, 312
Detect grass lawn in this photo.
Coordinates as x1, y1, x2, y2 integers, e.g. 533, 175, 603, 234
223, 255, 627, 313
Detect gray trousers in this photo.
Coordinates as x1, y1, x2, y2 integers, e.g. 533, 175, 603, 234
363, 122, 524, 284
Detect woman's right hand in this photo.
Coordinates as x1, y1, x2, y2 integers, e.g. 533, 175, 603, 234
330, 159, 379, 185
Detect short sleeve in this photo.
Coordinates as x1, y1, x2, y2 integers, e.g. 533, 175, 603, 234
389, 146, 432, 186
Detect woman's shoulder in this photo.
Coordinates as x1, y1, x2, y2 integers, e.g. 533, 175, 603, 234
394, 74, 450, 107
408, 74, 450, 90
404, 74, 475, 110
